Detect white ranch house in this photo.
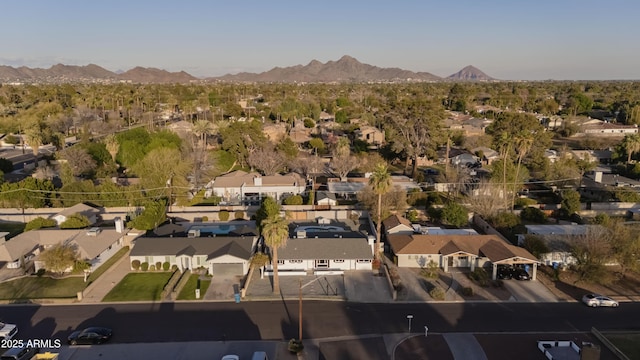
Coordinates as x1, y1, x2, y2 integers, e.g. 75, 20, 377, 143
130, 236, 258, 277
264, 231, 374, 276
205, 170, 307, 203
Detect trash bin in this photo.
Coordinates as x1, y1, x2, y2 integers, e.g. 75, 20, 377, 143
552, 262, 559, 270
234, 293, 241, 303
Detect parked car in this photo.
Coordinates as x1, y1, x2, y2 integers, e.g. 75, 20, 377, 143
0, 346, 39, 360
513, 268, 531, 281
0, 322, 18, 340
67, 327, 113, 345
582, 294, 619, 308
497, 266, 514, 280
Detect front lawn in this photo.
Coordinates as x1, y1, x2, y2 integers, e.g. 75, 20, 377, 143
102, 272, 172, 302
177, 275, 211, 300
0, 276, 85, 300
605, 333, 640, 359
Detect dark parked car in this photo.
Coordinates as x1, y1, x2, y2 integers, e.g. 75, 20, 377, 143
513, 268, 531, 281
67, 327, 113, 345
497, 266, 514, 280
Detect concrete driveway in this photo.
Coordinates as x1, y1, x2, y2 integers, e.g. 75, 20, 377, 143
502, 279, 558, 302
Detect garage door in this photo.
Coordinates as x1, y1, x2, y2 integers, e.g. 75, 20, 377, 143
211, 263, 243, 277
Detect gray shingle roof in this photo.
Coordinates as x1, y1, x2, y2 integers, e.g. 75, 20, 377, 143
131, 236, 256, 261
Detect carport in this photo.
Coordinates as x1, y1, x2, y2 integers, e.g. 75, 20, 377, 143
480, 241, 539, 280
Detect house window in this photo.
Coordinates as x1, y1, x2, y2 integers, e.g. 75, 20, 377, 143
289, 260, 303, 264
334, 260, 344, 263
357, 259, 371, 263
165, 256, 171, 263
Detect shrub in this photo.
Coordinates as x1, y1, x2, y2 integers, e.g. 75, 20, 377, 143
149, 265, 156, 271
406, 209, 419, 222
171, 264, 179, 272
234, 210, 245, 219
201, 215, 209, 222
514, 197, 537, 208
163, 262, 170, 271
288, 339, 304, 354
283, 195, 303, 205
218, 210, 230, 221
36, 269, 46, 277
60, 213, 91, 229
131, 260, 141, 270
468, 268, 490, 287
461, 286, 474, 296
155, 262, 162, 271
141, 262, 149, 271
429, 287, 445, 300
520, 206, 547, 223
25, 217, 58, 232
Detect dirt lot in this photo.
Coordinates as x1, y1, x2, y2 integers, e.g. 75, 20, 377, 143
536, 265, 640, 301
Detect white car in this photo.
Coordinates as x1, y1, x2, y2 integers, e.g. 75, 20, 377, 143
0, 322, 18, 340
582, 294, 619, 308
221, 356, 239, 360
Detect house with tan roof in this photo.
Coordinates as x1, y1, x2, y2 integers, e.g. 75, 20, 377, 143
354, 126, 385, 147
52, 203, 101, 226
382, 214, 414, 235
206, 170, 307, 203
0, 221, 127, 272
386, 234, 539, 280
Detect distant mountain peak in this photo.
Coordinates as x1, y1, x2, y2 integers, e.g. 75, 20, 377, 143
447, 65, 495, 81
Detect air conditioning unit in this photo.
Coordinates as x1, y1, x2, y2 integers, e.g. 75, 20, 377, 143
86, 227, 102, 236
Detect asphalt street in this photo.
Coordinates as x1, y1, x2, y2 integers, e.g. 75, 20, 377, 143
2, 301, 639, 345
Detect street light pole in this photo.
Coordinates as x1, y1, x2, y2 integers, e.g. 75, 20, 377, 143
299, 278, 303, 340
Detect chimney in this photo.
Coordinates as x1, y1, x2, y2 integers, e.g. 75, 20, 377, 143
115, 217, 124, 233
254, 177, 262, 186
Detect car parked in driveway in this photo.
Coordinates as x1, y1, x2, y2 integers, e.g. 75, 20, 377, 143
497, 266, 514, 280
67, 327, 113, 345
582, 294, 619, 307
512, 268, 531, 281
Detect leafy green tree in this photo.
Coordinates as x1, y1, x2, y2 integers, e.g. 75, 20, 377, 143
368, 163, 392, 261
25, 217, 57, 231
129, 200, 167, 230
262, 214, 289, 294
441, 202, 469, 228
60, 213, 91, 229
130, 147, 192, 203
219, 120, 266, 168
276, 137, 299, 160
522, 235, 549, 258
0, 177, 54, 210
560, 189, 581, 216
255, 197, 280, 230
520, 207, 547, 224
39, 243, 80, 276
283, 195, 303, 205
608, 220, 640, 274
307, 138, 325, 155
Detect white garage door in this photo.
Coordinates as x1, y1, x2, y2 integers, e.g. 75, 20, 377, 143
212, 263, 243, 277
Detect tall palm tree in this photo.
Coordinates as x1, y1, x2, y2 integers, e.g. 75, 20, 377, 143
262, 215, 289, 294
511, 132, 534, 211
103, 134, 119, 163
368, 162, 392, 262
622, 134, 640, 163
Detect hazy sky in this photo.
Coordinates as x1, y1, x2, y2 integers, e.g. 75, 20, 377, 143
1, 0, 638, 80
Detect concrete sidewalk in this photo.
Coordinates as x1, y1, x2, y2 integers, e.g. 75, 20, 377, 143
80, 248, 132, 303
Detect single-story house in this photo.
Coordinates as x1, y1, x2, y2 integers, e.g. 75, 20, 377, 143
387, 234, 539, 280
265, 231, 374, 276
471, 147, 499, 165
130, 236, 258, 276
354, 126, 385, 146
1, 225, 126, 272
316, 191, 337, 206
51, 203, 101, 226
382, 214, 414, 235
516, 224, 603, 267
205, 170, 307, 203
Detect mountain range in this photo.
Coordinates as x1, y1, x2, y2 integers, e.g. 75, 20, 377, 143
0, 56, 495, 84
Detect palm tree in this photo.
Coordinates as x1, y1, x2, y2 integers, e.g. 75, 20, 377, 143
24, 127, 43, 165
511, 132, 534, 211
103, 134, 119, 163
262, 215, 289, 294
192, 119, 214, 150
368, 162, 392, 262
622, 134, 640, 163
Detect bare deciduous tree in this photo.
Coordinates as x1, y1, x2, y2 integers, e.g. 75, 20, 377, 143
248, 147, 286, 176
464, 180, 506, 219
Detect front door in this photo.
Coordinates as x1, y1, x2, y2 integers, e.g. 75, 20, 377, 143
182, 256, 191, 270
315, 259, 329, 268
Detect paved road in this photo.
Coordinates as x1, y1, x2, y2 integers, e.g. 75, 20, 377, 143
3, 301, 639, 345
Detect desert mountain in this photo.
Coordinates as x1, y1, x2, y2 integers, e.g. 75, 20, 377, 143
0, 64, 197, 84
447, 65, 495, 81
211, 55, 443, 83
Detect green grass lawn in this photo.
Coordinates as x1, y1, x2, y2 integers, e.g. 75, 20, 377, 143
177, 274, 211, 300
102, 272, 172, 302
0, 276, 86, 300
605, 333, 640, 359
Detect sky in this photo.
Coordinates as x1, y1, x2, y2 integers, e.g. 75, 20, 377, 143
1, 0, 639, 81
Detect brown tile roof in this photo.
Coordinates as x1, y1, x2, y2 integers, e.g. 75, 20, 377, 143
213, 171, 304, 188
387, 234, 538, 263
382, 214, 413, 231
